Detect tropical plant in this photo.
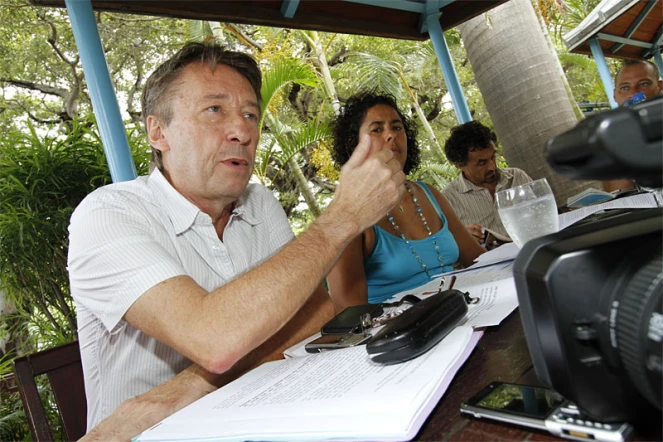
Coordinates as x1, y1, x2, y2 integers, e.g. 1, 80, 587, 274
0, 119, 151, 439
255, 56, 320, 183
0, 120, 148, 345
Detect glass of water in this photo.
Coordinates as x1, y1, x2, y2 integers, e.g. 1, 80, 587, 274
496, 178, 559, 248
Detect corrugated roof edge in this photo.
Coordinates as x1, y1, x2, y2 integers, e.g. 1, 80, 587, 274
562, 0, 639, 51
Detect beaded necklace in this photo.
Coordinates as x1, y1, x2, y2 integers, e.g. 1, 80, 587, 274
387, 182, 445, 278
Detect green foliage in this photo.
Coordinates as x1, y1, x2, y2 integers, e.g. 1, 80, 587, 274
0, 118, 150, 342
258, 116, 332, 183
0, 349, 28, 440
0, 119, 150, 439
332, 52, 405, 99
260, 56, 319, 115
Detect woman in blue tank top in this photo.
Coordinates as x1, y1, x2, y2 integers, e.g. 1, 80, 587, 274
327, 93, 486, 309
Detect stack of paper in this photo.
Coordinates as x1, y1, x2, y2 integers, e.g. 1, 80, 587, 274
135, 327, 482, 442
559, 193, 660, 230
135, 258, 523, 442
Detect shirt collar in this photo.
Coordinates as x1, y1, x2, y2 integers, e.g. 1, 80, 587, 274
457, 167, 514, 193
147, 169, 261, 234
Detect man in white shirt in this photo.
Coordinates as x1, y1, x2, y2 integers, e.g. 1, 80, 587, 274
69, 42, 405, 441
441, 121, 532, 243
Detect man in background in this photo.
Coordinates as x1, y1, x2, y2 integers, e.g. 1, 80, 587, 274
442, 120, 532, 244
603, 59, 662, 192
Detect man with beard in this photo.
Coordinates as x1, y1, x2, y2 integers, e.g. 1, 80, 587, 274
442, 121, 532, 244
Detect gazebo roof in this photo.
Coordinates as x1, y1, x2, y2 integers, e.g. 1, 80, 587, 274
29, 0, 507, 41
563, 0, 662, 60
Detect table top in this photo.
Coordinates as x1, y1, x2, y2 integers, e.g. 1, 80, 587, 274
415, 310, 662, 441
415, 310, 560, 441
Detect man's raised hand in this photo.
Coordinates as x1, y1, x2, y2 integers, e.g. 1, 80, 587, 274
332, 134, 405, 233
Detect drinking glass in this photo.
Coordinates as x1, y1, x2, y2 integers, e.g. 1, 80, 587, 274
496, 178, 559, 248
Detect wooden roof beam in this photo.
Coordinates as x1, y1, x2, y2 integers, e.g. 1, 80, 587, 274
609, 0, 657, 54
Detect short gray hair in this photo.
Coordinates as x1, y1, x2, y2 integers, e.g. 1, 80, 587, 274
141, 42, 262, 171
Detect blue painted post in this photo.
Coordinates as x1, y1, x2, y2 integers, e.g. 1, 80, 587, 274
654, 51, 663, 78
65, 0, 137, 182
425, 14, 472, 123
589, 38, 618, 109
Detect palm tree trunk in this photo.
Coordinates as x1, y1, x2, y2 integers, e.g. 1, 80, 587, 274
531, 1, 584, 121
287, 157, 321, 217
399, 71, 442, 153
306, 31, 340, 112
458, 0, 599, 204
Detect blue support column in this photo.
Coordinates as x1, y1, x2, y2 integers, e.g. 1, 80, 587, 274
424, 6, 472, 123
65, 0, 137, 182
654, 51, 663, 77
589, 38, 618, 109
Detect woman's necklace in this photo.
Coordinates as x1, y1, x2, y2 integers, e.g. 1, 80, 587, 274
387, 182, 445, 278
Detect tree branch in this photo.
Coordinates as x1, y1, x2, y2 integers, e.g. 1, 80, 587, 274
41, 13, 78, 67
224, 23, 263, 52
8, 99, 67, 124
127, 57, 144, 125
1, 78, 68, 97
328, 47, 348, 67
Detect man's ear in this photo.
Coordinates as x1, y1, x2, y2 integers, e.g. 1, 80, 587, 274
146, 115, 170, 153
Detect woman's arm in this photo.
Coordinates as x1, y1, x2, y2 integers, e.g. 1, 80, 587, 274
430, 186, 486, 267
326, 233, 371, 312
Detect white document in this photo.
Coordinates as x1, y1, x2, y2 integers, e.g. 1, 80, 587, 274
135, 326, 482, 442
471, 242, 520, 268
558, 193, 659, 230
387, 261, 518, 329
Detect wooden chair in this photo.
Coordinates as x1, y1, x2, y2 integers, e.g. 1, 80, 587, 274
13, 341, 87, 441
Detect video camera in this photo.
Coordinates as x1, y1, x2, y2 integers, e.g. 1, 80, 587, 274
513, 97, 662, 428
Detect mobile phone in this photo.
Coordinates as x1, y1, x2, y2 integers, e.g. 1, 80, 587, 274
480, 228, 491, 248
304, 333, 372, 353
320, 304, 384, 335
460, 382, 633, 442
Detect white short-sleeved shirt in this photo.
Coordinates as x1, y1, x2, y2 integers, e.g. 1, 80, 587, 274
67, 169, 294, 430
441, 167, 532, 237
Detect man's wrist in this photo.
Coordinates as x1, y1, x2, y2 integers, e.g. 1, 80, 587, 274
315, 199, 363, 246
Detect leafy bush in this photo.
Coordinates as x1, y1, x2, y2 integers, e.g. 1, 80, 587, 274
0, 118, 150, 438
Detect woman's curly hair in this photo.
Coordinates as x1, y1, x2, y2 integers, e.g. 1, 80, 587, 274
331, 92, 420, 175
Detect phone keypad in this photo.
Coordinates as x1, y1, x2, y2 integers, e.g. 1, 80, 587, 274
553, 413, 615, 431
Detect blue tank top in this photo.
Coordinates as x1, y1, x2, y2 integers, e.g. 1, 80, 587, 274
364, 182, 459, 304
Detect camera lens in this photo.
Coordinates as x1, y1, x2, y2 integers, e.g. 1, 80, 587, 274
615, 246, 662, 410
609, 242, 662, 411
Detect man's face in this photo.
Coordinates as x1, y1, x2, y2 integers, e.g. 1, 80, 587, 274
614, 63, 663, 106
458, 142, 499, 186
147, 62, 260, 208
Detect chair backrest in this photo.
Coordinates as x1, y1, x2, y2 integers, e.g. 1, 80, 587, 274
13, 341, 87, 441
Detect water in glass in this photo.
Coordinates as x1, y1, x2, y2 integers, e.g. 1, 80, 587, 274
498, 193, 559, 248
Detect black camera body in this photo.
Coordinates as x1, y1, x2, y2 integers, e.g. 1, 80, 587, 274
513, 96, 663, 428
513, 208, 662, 424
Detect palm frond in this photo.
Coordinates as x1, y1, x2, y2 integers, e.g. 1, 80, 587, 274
255, 133, 278, 184
559, 52, 595, 71
184, 20, 213, 43
413, 161, 457, 180
260, 57, 318, 126
272, 120, 333, 168
332, 52, 404, 99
